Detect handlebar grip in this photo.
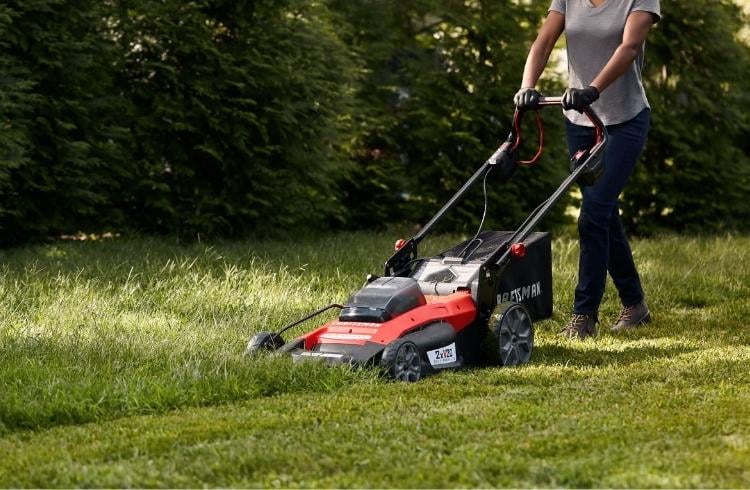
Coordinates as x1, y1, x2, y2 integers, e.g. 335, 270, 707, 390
536, 96, 563, 106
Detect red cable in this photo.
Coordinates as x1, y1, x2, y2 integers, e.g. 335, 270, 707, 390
511, 110, 544, 166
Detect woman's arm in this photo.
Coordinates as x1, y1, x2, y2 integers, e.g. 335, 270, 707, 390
563, 10, 656, 111
589, 10, 655, 93
520, 11, 565, 89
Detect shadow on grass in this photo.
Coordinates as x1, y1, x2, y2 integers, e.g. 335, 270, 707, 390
533, 341, 698, 368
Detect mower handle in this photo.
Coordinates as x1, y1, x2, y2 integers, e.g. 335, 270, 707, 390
491, 95, 609, 268
384, 95, 609, 277
512, 96, 607, 157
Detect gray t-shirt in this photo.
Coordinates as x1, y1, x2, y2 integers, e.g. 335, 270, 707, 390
549, 0, 661, 126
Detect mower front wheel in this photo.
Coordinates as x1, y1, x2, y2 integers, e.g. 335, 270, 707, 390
245, 332, 284, 356
381, 339, 423, 382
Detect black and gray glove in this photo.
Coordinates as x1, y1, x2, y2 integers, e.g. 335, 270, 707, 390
562, 86, 600, 112
514, 87, 542, 111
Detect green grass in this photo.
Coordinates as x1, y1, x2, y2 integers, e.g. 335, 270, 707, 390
1, 232, 749, 487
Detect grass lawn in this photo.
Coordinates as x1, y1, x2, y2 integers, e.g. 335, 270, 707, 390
1, 231, 749, 487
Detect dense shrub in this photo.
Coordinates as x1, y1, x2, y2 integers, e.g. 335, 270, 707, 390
110, 0, 358, 236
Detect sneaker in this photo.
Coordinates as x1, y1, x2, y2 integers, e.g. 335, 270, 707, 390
560, 313, 598, 340
611, 301, 651, 332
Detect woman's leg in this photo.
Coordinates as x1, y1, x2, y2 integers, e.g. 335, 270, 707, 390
607, 202, 644, 307
565, 109, 650, 318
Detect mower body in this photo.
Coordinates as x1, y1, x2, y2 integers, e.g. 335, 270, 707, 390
276, 231, 552, 371
281, 285, 476, 370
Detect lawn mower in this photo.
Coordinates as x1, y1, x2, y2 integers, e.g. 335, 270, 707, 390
246, 96, 607, 381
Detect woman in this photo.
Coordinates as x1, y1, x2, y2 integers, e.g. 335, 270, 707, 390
514, 0, 661, 339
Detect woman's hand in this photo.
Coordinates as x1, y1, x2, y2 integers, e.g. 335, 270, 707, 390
514, 87, 542, 111
562, 86, 600, 112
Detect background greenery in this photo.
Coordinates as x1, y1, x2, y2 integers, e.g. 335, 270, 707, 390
1, 0, 748, 244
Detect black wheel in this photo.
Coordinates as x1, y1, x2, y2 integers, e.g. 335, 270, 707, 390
245, 332, 284, 356
381, 340, 423, 382
491, 302, 533, 366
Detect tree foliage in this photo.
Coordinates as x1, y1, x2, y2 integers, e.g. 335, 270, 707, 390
623, 0, 750, 233
110, 0, 358, 236
0, 0, 749, 244
0, 0, 132, 244
332, 0, 568, 233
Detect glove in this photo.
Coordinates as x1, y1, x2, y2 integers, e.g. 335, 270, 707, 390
514, 87, 542, 111
562, 86, 600, 112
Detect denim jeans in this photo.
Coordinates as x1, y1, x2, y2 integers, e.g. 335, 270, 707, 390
565, 108, 650, 317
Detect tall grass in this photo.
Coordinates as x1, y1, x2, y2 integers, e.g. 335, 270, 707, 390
0, 234, 403, 432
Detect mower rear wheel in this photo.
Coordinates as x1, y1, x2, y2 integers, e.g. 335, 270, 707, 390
492, 302, 534, 366
381, 340, 423, 382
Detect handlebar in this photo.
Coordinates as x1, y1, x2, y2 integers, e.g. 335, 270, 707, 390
510, 96, 608, 165
537, 96, 606, 146
536, 95, 563, 106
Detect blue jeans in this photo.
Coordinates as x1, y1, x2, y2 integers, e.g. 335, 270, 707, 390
565, 108, 650, 317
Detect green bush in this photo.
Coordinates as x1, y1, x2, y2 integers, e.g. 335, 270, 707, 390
1, 0, 749, 244
0, 0, 359, 242
0, 6, 33, 231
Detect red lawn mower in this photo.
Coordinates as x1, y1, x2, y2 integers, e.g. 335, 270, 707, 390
246, 97, 607, 381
